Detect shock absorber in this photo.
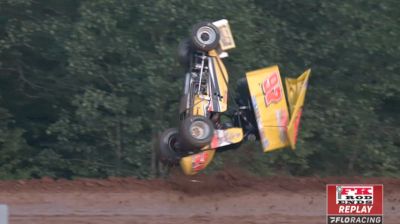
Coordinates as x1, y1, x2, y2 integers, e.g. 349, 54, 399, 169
197, 54, 206, 94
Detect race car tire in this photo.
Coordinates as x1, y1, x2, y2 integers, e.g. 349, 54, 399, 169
177, 38, 192, 69
179, 116, 214, 150
191, 22, 220, 52
158, 128, 181, 165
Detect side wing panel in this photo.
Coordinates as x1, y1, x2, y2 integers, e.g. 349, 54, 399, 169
246, 65, 290, 152
285, 69, 311, 149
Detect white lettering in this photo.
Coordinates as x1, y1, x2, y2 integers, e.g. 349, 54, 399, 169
338, 205, 373, 214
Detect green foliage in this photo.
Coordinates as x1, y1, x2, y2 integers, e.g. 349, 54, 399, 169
0, 106, 32, 179
0, 0, 398, 179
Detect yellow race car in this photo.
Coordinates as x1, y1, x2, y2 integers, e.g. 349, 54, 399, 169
158, 19, 311, 175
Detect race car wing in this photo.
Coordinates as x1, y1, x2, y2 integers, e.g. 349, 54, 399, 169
246, 65, 310, 152
285, 69, 311, 149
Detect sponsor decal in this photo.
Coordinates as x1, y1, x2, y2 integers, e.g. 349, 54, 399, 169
327, 184, 383, 224
211, 130, 231, 148
292, 109, 303, 144
275, 109, 288, 143
192, 152, 209, 172
210, 133, 219, 148
226, 132, 241, 141
251, 95, 269, 149
261, 72, 282, 106
211, 129, 241, 148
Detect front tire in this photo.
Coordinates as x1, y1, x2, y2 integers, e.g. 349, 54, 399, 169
179, 116, 214, 150
191, 22, 220, 52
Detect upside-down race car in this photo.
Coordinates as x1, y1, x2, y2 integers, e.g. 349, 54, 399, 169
158, 19, 311, 175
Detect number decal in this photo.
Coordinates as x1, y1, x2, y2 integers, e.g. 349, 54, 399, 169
261, 72, 282, 106
192, 152, 209, 172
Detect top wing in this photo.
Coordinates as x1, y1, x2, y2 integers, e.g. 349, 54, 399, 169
246, 65, 290, 152
246, 65, 311, 152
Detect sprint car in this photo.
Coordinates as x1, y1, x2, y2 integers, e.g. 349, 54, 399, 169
158, 19, 311, 175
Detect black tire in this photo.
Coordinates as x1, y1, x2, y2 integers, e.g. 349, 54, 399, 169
191, 21, 220, 52
179, 116, 214, 149
178, 38, 192, 68
158, 128, 180, 165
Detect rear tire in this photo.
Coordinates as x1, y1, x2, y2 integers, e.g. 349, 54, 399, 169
158, 128, 180, 165
191, 22, 220, 52
179, 116, 214, 150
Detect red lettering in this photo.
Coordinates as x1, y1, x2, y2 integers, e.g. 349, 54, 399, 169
293, 109, 302, 143
341, 187, 373, 196
192, 152, 209, 172
261, 73, 282, 106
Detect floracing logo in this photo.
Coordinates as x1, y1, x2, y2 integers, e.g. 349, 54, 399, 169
327, 184, 383, 224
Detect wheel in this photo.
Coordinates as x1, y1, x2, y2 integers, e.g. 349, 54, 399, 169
179, 116, 214, 149
178, 38, 192, 69
158, 128, 180, 165
191, 21, 220, 52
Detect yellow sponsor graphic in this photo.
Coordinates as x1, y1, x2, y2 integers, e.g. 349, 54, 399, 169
212, 19, 236, 51
180, 150, 215, 176
210, 128, 243, 148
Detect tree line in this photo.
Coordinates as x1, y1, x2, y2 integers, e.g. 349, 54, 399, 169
0, 0, 398, 179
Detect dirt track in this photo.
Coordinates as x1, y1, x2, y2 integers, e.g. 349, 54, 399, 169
0, 171, 399, 224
